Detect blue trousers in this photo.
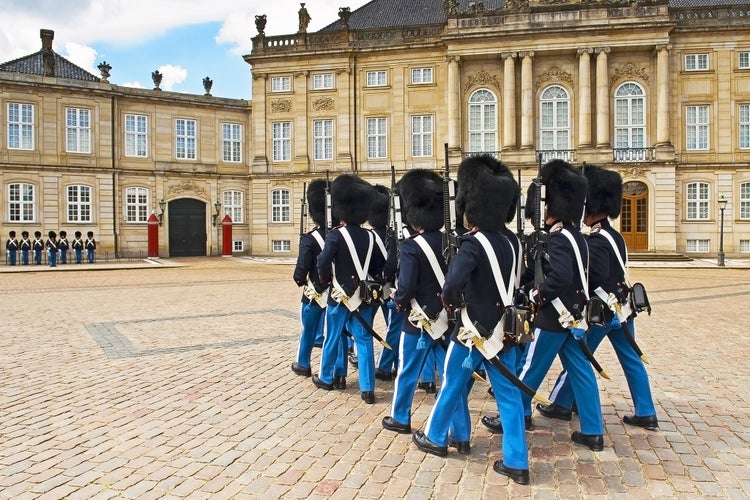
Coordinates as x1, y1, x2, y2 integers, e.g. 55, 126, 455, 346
389, 332, 445, 425
60, 249, 68, 264
419, 349, 438, 383
376, 300, 404, 373
87, 249, 95, 263
21, 249, 29, 265
519, 328, 604, 435
547, 319, 656, 417
48, 250, 57, 267
8, 250, 17, 266
319, 302, 377, 391
75, 249, 82, 264
296, 301, 325, 369
34, 249, 42, 264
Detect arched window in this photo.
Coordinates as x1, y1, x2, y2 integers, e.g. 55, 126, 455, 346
125, 187, 149, 223
67, 185, 92, 223
271, 188, 291, 223
468, 89, 497, 153
614, 82, 646, 161
539, 85, 570, 160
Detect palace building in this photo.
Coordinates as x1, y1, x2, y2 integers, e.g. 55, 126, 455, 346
2, 0, 750, 259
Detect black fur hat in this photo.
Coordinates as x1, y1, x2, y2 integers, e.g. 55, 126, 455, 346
398, 169, 443, 232
331, 174, 376, 225
540, 159, 587, 224
368, 184, 390, 230
583, 165, 623, 219
306, 179, 326, 227
457, 154, 516, 232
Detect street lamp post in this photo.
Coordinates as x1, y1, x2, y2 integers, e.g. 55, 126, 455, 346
718, 193, 727, 267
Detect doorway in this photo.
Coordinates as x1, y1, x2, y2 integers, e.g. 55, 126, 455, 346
167, 198, 207, 257
621, 181, 648, 251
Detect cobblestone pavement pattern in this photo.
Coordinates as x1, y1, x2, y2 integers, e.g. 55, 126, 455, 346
1, 258, 749, 499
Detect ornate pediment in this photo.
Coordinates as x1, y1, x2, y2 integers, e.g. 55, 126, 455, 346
536, 66, 574, 89
168, 181, 207, 197
610, 63, 650, 86
270, 99, 292, 113
464, 70, 502, 93
313, 97, 335, 111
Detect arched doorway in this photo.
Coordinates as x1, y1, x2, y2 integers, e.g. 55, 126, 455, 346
621, 181, 648, 251
167, 198, 207, 257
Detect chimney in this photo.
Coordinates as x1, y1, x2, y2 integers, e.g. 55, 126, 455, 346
40, 29, 54, 51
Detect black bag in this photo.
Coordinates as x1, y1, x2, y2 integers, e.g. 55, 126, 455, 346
586, 296, 611, 327
631, 282, 651, 315
501, 305, 534, 344
359, 280, 384, 305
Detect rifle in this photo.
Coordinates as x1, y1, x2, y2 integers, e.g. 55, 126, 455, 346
299, 181, 307, 244
324, 170, 332, 238
531, 153, 547, 286
388, 165, 404, 261
441, 143, 458, 264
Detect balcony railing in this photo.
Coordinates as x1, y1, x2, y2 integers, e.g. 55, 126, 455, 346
614, 147, 655, 162
536, 149, 576, 164
461, 150, 501, 159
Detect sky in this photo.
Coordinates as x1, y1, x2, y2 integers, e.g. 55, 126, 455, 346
0, 0, 372, 100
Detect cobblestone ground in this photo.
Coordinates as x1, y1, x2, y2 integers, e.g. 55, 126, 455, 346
0, 258, 749, 499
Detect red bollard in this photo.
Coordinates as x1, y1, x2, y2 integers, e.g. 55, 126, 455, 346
221, 214, 233, 256
147, 213, 159, 257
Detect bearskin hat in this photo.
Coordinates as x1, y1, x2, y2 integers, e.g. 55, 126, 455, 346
331, 174, 376, 225
456, 154, 516, 232
540, 159, 588, 224
306, 179, 327, 227
368, 184, 390, 230
583, 165, 623, 219
397, 169, 443, 232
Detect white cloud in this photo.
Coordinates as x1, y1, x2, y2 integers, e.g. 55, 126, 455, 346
215, 10, 254, 55
121, 81, 144, 89
62, 41, 98, 75
157, 64, 187, 91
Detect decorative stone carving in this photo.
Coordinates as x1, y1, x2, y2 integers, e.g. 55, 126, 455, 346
202, 76, 213, 96
255, 14, 267, 36
168, 182, 207, 197
610, 63, 650, 87
298, 3, 311, 33
445, 55, 461, 64
464, 70, 502, 93
313, 97, 335, 111
504, 0, 529, 10
577, 47, 593, 56
443, 0, 459, 16
271, 99, 293, 113
338, 7, 351, 29
97, 61, 111, 82
500, 52, 517, 60
152, 70, 162, 91
536, 66, 574, 89
252, 73, 267, 81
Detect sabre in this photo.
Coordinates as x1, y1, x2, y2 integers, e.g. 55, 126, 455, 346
576, 336, 611, 380
614, 302, 650, 364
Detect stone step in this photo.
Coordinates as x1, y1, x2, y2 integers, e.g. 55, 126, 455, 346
629, 252, 693, 262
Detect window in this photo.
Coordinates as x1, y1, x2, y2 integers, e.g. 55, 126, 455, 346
7, 102, 34, 150
272, 240, 291, 252
66, 108, 91, 153
175, 118, 197, 159
271, 189, 291, 223
614, 82, 646, 160
223, 190, 244, 224
313, 119, 334, 160
686, 182, 710, 220
312, 73, 334, 90
366, 117, 387, 159
740, 240, 750, 253
539, 85, 570, 153
686, 105, 709, 150
741, 104, 750, 149
740, 51, 750, 69
272, 122, 291, 162
411, 115, 433, 157
411, 68, 433, 84
271, 76, 291, 92
741, 182, 750, 220
233, 240, 245, 252
366, 70, 387, 87
686, 239, 710, 253
125, 114, 148, 157
125, 187, 149, 223
468, 89, 497, 153
222, 123, 242, 163
67, 185, 92, 223
8, 183, 35, 222
685, 54, 709, 71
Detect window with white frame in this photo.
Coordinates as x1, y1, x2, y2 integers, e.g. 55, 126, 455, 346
411, 115, 433, 157
7, 102, 34, 150
222, 190, 244, 224
66, 185, 92, 223
740, 240, 750, 253
271, 188, 291, 223
614, 82, 646, 160
366, 70, 387, 87
233, 240, 245, 252
366, 117, 387, 159
272, 122, 291, 162
740, 51, 750, 69
8, 183, 35, 222
741, 182, 750, 220
685, 53, 709, 71
686, 105, 709, 150
539, 85, 570, 152
468, 89, 497, 153
222, 123, 242, 163
66, 107, 91, 153
411, 67, 433, 84
312, 73, 334, 90
686, 182, 710, 220
686, 239, 710, 252
740, 104, 750, 149
272, 240, 291, 252
313, 119, 334, 160
271, 76, 291, 92
125, 187, 149, 223
125, 114, 148, 157
175, 118, 197, 159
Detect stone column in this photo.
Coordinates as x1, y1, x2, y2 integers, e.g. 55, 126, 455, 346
595, 47, 611, 148
447, 55, 461, 150
520, 51, 535, 150
655, 44, 672, 146
501, 52, 517, 150
577, 48, 593, 148
251, 73, 269, 172
294, 71, 309, 171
